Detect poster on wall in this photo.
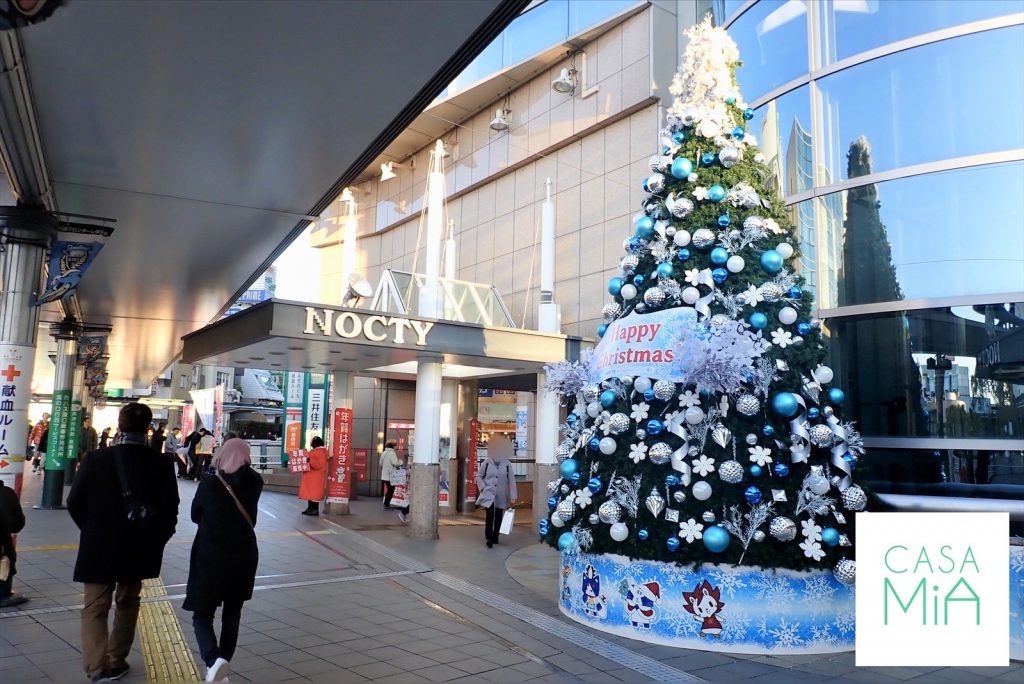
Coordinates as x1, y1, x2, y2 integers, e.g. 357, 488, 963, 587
515, 404, 528, 451
439, 471, 450, 507
35, 240, 104, 304
181, 404, 195, 438
466, 418, 480, 502
0, 344, 33, 491
327, 407, 352, 504
213, 384, 224, 445
352, 448, 368, 482
284, 407, 302, 452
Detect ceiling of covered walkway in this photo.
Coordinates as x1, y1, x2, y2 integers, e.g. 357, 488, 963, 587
3, 0, 526, 389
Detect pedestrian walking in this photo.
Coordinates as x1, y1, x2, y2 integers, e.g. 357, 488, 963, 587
150, 421, 167, 453
29, 413, 49, 473
197, 430, 216, 478
36, 425, 49, 475
379, 440, 400, 509
80, 416, 99, 456
182, 428, 202, 479
185, 438, 263, 682
165, 428, 186, 477
299, 436, 328, 516
475, 436, 517, 548
67, 403, 179, 682
99, 427, 111, 449
0, 478, 27, 607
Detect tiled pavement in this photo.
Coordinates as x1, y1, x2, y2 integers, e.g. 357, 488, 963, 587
2, 466, 1021, 683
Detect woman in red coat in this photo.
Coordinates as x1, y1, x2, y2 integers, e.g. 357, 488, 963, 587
299, 436, 328, 516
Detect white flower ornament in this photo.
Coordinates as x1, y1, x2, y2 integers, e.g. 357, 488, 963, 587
629, 442, 648, 464
630, 402, 650, 422
748, 446, 772, 467
678, 390, 700, 408
800, 519, 822, 542
679, 518, 705, 543
691, 454, 715, 477
800, 538, 826, 561
574, 488, 593, 509
770, 328, 793, 348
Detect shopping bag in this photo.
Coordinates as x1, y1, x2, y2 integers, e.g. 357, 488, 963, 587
499, 508, 515, 535
390, 467, 409, 508
288, 449, 310, 473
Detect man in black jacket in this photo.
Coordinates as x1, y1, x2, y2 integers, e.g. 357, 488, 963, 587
182, 428, 202, 480
68, 403, 179, 682
0, 477, 27, 607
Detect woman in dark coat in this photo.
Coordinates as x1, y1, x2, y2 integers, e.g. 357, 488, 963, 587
184, 438, 263, 682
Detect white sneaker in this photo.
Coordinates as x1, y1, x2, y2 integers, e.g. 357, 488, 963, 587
205, 658, 230, 682
397, 511, 407, 524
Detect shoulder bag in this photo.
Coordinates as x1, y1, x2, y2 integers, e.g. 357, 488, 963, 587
113, 446, 156, 530
216, 471, 254, 528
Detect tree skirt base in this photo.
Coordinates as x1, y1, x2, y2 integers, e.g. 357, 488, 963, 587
559, 551, 854, 655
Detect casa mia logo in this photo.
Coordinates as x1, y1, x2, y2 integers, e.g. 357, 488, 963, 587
856, 512, 1009, 666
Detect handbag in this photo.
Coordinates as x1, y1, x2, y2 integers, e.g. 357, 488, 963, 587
216, 471, 254, 528
499, 508, 515, 535
113, 446, 156, 530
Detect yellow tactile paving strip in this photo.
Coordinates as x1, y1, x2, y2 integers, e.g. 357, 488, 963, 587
138, 578, 200, 683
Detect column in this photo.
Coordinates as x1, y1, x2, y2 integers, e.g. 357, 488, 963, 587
0, 207, 52, 498
438, 378, 457, 516
40, 324, 78, 508
326, 371, 354, 516
455, 380, 478, 513
409, 355, 442, 539
534, 178, 561, 523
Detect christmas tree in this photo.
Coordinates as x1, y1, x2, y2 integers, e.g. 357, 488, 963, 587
541, 18, 868, 585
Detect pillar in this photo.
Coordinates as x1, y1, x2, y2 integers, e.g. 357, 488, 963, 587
0, 207, 52, 499
40, 324, 78, 508
409, 356, 442, 539
534, 178, 561, 523
455, 379, 478, 512
326, 371, 354, 516
64, 362, 85, 483
438, 378, 457, 516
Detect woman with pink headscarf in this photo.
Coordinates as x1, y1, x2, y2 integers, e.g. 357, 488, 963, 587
184, 438, 263, 682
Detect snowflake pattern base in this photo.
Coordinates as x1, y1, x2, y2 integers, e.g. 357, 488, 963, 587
559, 551, 855, 654
1011, 546, 1024, 661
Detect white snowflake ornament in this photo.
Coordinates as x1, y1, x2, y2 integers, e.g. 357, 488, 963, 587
800, 538, 826, 561
628, 442, 648, 464
678, 518, 704, 543
678, 390, 700, 408
691, 454, 716, 477
770, 328, 793, 348
800, 519, 822, 542
748, 446, 773, 467
630, 402, 650, 422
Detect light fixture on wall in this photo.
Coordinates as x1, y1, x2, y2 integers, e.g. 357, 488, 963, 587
552, 52, 598, 98
342, 273, 374, 307
380, 159, 412, 182
489, 107, 510, 131
552, 67, 576, 94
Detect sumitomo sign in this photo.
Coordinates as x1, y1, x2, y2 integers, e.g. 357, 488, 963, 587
302, 307, 434, 346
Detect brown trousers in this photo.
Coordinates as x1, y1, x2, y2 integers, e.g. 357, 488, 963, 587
81, 581, 143, 677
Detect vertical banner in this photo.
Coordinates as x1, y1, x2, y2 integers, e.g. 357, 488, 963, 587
190, 388, 215, 431
305, 388, 325, 445
284, 408, 302, 452
181, 404, 195, 438
282, 371, 305, 465
515, 404, 529, 451
45, 389, 71, 471
77, 335, 107, 365
438, 470, 450, 507
66, 399, 82, 465
352, 448, 368, 482
466, 417, 480, 502
36, 241, 104, 304
326, 407, 352, 504
213, 384, 224, 445
0, 344, 33, 491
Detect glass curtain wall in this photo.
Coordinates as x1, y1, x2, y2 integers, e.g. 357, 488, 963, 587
715, 0, 1024, 511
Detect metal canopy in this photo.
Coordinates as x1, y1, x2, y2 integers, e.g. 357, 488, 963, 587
9, 0, 525, 388
180, 299, 581, 381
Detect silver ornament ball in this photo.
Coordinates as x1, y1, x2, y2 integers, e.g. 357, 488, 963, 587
673, 490, 686, 503
692, 228, 716, 249
745, 433, 758, 446
719, 146, 741, 168
834, 559, 857, 586
809, 424, 834, 447
602, 302, 622, 323
841, 485, 867, 511
583, 384, 601, 403
556, 498, 576, 521
743, 216, 764, 231
667, 193, 695, 219
620, 254, 639, 274
736, 394, 760, 416
589, 513, 600, 525
718, 460, 744, 484
609, 413, 631, 434
753, 530, 766, 543
769, 516, 798, 542
760, 282, 786, 303
687, 446, 700, 457
653, 379, 675, 401
648, 442, 673, 465
643, 287, 666, 308
702, 510, 716, 523
598, 500, 622, 524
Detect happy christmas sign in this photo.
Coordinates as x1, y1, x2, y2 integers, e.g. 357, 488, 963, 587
591, 307, 697, 383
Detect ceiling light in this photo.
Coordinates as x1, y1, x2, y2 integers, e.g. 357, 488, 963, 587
380, 161, 398, 181
552, 67, 576, 94
489, 108, 509, 131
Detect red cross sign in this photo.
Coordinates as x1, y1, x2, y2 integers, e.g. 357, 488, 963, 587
0, 365, 20, 382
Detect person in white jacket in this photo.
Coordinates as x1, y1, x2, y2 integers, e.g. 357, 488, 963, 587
475, 436, 517, 548
379, 441, 401, 509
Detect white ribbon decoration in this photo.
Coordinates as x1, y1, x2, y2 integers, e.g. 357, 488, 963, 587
826, 413, 853, 490
695, 268, 717, 319
665, 411, 692, 485
788, 393, 811, 464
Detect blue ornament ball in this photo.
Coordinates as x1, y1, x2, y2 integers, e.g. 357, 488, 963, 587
762, 424, 775, 436
750, 465, 763, 477
676, 248, 691, 262
643, 388, 656, 402
600, 390, 617, 408
743, 107, 755, 120
539, 519, 549, 535
558, 532, 576, 552
744, 486, 763, 504
708, 184, 727, 202
788, 285, 803, 299
571, 472, 581, 485
626, 237, 644, 254
807, 407, 820, 420
665, 474, 681, 487
560, 459, 579, 479
656, 262, 674, 278
588, 437, 601, 451
771, 392, 799, 418
548, 496, 559, 510
828, 387, 846, 405
635, 221, 655, 241
725, 94, 736, 105
749, 312, 768, 330
567, 413, 578, 425
773, 463, 790, 478
672, 131, 686, 145
717, 214, 731, 227
701, 152, 717, 166
703, 526, 731, 553
797, 322, 811, 336
710, 247, 729, 265
712, 268, 728, 284
588, 477, 602, 493
638, 529, 650, 541
731, 126, 746, 140
608, 277, 624, 296
670, 157, 693, 179
597, 323, 608, 338
646, 418, 664, 435
633, 274, 645, 286
822, 527, 841, 547
760, 249, 783, 273
666, 536, 681, 552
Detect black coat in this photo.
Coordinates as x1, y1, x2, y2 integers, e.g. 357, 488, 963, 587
182, 431, 201, 456
0, 481, 26, 570
184, 466, 263, 612
68, 443, 179, 583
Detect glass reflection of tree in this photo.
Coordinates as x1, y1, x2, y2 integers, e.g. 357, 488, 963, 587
836, 137, 927, 448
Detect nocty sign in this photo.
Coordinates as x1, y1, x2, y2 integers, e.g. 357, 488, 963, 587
856, 512, 1009, 666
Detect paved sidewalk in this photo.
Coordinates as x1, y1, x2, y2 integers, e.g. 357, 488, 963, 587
1, 467, 1021, 683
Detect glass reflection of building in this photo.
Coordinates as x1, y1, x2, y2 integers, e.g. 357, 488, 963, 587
715, 0, 1024, 521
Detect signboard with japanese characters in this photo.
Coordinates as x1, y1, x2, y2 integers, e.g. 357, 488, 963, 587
305, 388, 325, 443
327, 407, 352, 504
466, 418, 480, 502
0, 344, 33, 490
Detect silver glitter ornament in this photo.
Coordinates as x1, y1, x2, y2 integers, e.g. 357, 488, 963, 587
583, 384, 601, 403
621, 376, 634, 387
635, 429, 647, 440
586, 401, 601, 418
555, 442, 573, 461
753, 530, 766, 543
743, 216, 764, 231
745, 433, 758, 446
718, 460, 744, 484
702, 510, 716, 523
598, 500, 622, 524
602, 302, 622, 323
673, 490, 686, 503
635, 303, 647, 314
711, 314, 730, 327
809, 424, 834, 447
547, 480, 561, 494
609, 413, 631, 434
692, 228, 716, 249
833, 559, 856, 586
645, 488, 666, 518
841, 485, 867, 511
687, 446, 700, 458
645, 173, 666, 194
649, 155, 670, 173
666, 192, 695, 219
711, 424, 732, 448
620, 254, 639, 274
760, 282, 785, 303
736, 394, 760, 416
589, 513, 600, 525
644, 287, 665, 308
648, 442, 673, 465
719, 146, 741, 168
556, 499, 576, 521
653, 379, 675, 401
769, 516, 797, 542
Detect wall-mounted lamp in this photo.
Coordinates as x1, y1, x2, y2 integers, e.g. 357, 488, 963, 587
552, 67, 576, 94
380, 160, 413, 182
489, 107, 510, 131
552, 52, 598, 98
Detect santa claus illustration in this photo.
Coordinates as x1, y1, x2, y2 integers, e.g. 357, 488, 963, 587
622, 579, 662, 629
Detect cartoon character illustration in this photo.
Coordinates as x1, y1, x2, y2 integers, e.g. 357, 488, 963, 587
683, 579, 725, 638
580, 564, 607, 618
560, 565, 573, 606
39, 243, 97, 303
620, 579, 661, 629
